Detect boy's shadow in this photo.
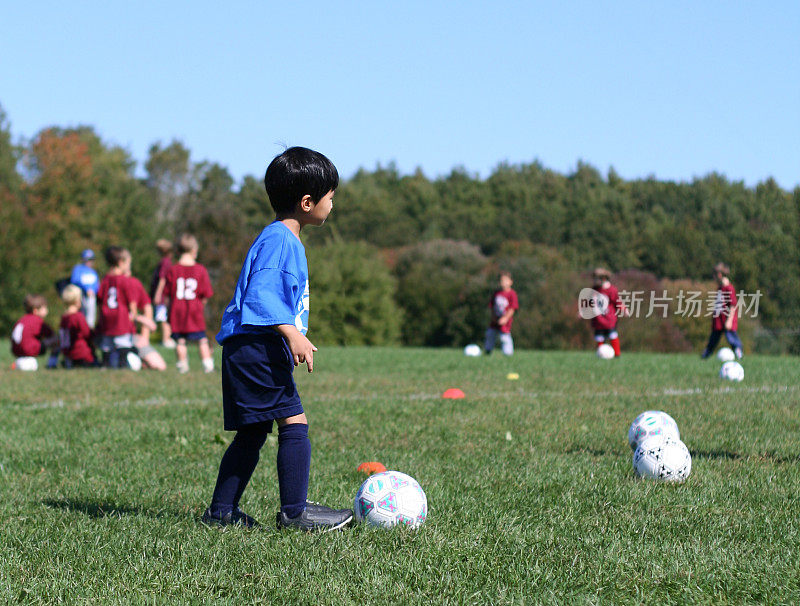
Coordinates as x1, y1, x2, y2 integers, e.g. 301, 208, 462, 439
43, 498, 180, 520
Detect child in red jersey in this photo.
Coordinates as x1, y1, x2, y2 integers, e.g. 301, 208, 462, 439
59, 284, 98, 368
97, 246, 138, 368
589, 268, 629, 357
126, 265, 166, 371
701, 262, 744, 359
10, 294, 58, 370
165, 234, 214, 373
150, 238, 176, 349
484, 272, 519, 355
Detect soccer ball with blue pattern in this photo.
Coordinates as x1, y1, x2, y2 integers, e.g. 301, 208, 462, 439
627, 410, 680, 451
354, 471, 427, 529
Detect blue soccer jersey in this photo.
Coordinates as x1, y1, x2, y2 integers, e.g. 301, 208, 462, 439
216, 221, 310, 344
70, 263, 99, 294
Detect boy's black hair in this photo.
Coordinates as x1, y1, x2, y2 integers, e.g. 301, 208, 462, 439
263, 147, 339, 216
105, 246, 128, 267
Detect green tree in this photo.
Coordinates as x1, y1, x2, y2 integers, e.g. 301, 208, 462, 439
394, 240, 490, 346
145, 140, 192, 223
307, 241, 401, 345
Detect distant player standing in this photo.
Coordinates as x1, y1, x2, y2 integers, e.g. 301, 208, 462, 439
164, 234, 214, 373
589, 268, 628, 357
701, 262, 744, 359
69, 249, 99, 328
484, 272, 519, 355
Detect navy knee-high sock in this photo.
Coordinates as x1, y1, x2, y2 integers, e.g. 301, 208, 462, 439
209, 424, 269, 516
277, 423, 311, 519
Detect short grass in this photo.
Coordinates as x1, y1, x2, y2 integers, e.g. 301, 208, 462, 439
1, 343, 798, 604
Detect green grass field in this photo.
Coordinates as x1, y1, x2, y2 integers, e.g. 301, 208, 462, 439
1, 343, 798, 604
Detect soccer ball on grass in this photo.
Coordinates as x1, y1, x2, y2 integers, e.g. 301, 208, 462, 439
719, 361, 744, 382
716, 347, 736, 362
354, 471, 427, 528
627, 410, 680, 451
633, 435, 692, 482
596, 344, 615, 359
463, 344, 481, 357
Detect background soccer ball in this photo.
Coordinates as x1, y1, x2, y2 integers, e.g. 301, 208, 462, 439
719, 361, 744, 382
633, 435, 692, 482
596, 343, 615, 359
14, 357, 38, 371
627, 410, 680, 450
463, 344, 481, 357
354, 471, 427, 529
716, 347, 736, 362
127, 351, 142, 371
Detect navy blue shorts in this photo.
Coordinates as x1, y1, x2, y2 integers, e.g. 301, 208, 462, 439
173, 331, 208, 342
221, 333, 304, 431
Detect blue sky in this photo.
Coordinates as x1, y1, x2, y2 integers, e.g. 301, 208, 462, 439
1, 1, 798, 188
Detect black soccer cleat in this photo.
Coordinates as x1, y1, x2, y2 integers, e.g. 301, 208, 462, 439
276, 504, 353, 533
201, 507, 259, 529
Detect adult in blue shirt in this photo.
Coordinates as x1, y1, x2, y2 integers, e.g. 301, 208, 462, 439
70, 249, 99, 328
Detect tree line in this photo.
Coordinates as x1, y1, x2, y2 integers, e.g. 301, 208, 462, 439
1, 104, 798, 353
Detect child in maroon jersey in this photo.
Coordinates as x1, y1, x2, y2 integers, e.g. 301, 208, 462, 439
484, 272, 519, 355
125, 265, 166, 371
150, 238, 176, 349
701, 262, 744, 359
59, 284, 98, 368
97, 246, 138, 368
10, 294, 58, 370
164, 234, 214, 373
589, 268, 629, 357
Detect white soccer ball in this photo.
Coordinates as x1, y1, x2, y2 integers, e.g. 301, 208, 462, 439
633, 435, 692, 482
596, 343, 615, 359
354, 470, 427, 529
15, 357, 39, 371
627, 410, 680, 451
719, 361, 744, 382
463, 344, 481, 357
716, 347, 736, 362
126, 351, 142, 372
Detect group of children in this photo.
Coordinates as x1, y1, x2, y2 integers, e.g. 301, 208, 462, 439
9, 145, 747, 533
10, 234, 215, 373
584, 264, 743, 359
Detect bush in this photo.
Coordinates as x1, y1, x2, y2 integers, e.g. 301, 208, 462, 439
394, 240, 490, 346
307, 240, 401, 346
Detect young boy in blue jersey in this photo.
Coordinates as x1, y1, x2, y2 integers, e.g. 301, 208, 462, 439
202, 147, 352, 532
69, 249, 99, 328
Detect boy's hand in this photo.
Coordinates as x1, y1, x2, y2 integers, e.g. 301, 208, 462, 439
275, 325, 318, 372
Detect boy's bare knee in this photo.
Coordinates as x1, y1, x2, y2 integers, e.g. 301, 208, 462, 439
277, 413, 307, 426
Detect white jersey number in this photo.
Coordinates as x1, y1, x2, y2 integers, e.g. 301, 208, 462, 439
176, 277, 198, 301
12, 323, 24, 344
106, 287, 118, 309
